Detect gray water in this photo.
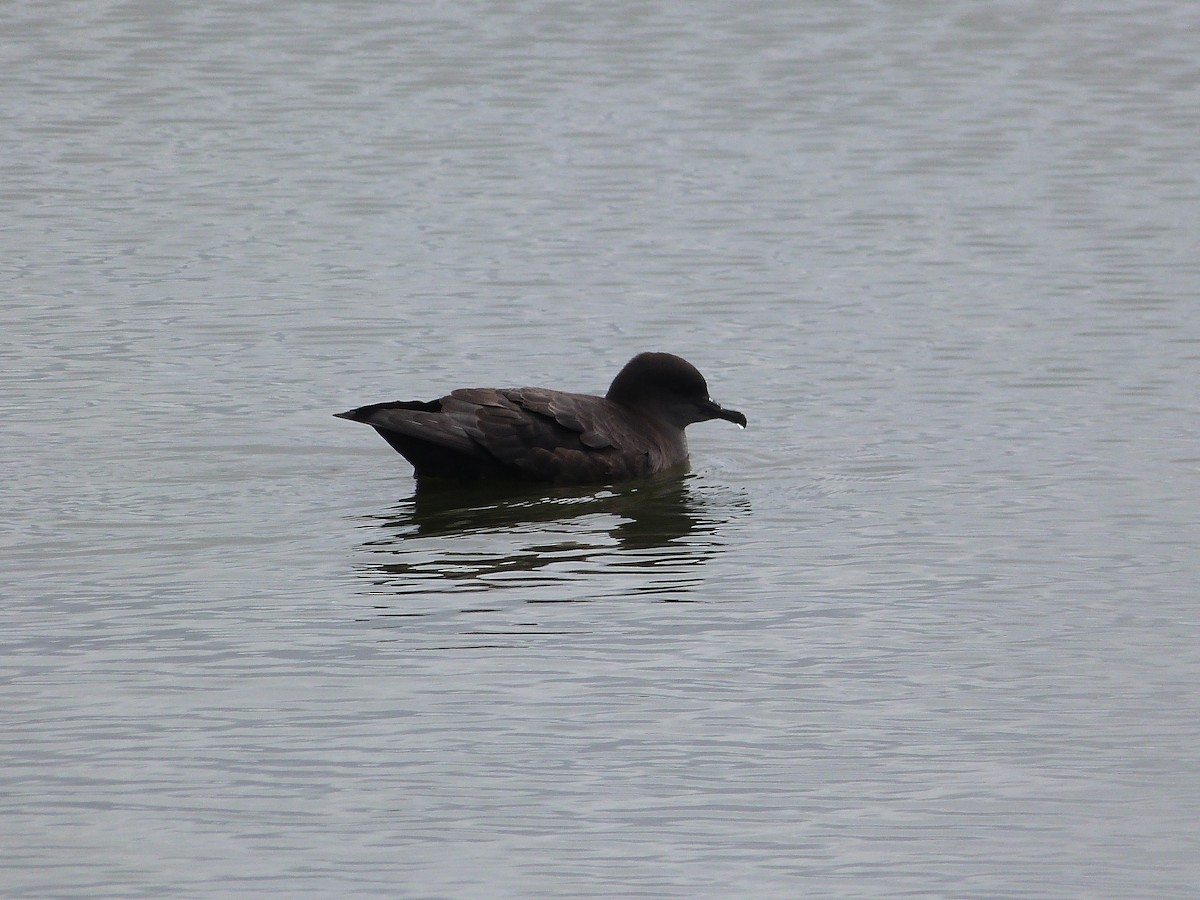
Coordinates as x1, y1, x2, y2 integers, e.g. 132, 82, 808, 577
4, 1, 1199, 896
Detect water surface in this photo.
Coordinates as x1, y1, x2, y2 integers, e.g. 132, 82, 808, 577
3, 0, 1199, 895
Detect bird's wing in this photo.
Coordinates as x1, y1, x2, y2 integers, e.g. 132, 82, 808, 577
496, 388, 662, 482
339, 388, 657, 482
488, 388, 656, 482
500, 388, 622, 448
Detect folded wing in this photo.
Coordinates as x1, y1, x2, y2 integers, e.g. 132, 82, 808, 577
336, 388, 659, 482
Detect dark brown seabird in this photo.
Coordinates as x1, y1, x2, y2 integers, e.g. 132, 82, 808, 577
334, 352, 747, 484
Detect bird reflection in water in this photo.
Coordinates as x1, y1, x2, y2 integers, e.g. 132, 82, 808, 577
351, 473, 748, 605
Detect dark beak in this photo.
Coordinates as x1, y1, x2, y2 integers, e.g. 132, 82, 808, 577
702, 399, 747, 428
